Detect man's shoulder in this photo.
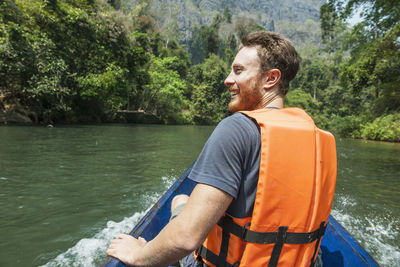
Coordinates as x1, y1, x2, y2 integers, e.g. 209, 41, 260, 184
220, 112, 252, 123
203, 112, 260, 152
217, 113, 260, 134
189, 113, 261, 199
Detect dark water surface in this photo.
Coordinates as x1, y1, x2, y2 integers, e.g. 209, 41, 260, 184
0, 125, 399, 266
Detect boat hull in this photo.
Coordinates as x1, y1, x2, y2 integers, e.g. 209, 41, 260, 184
103, 167, 379, 267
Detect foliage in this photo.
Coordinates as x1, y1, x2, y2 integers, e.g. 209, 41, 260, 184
221, 33, 237, 65
142, 56, 187, 123
188, 54, 230, 124
188, 14, 222, 64
234, 17, 265, 41
321, 0, 399, 40
76, 63, 128, 115
0, 0, 149, 122
291, 58, 331, 101
0, 19, 70, 122
313, 0, 400, 141
328, 115, 364, 138
360, 114, 400, 142
338, 24, 400, 115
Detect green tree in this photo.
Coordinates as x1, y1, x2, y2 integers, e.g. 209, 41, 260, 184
189, 23, 219, 64
188, 54, 230, 124
234, 17, 265, 40
141, 56, 187, 123
320, 3, 349, 54
321, 0, 399, 40
76, 63, 128, 121
291, 58, 331, 101
318, 0, 399, 141
222, 33, 237, 66
361, 114, 400, 142
0, 0, 152, 123
339, 24, 400, 116
223, 7, 232, 24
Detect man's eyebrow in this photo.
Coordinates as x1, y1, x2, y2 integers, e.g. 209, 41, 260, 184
232, 63, 244, 69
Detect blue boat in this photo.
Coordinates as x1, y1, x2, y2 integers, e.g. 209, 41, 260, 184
103, 167, 380, 267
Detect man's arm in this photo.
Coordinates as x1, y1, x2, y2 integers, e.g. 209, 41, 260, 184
106, 183, 233, 266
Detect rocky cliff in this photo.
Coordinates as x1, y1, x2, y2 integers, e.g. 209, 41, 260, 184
125, 0, 323, 47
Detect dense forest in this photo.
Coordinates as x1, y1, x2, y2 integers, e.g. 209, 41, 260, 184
0, 0, 399, 141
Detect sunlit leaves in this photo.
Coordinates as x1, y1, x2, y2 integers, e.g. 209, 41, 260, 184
188, 54, 230, 124
142, 56, 186, 123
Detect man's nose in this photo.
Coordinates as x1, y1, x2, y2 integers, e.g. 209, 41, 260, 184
224, 73, 235, 87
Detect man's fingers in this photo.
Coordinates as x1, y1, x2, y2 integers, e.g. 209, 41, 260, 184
109, 239, 120, 247
137, 237, 147, 245
106, 248, 114, 256
105, 234, 143, 265
107, 235, 139, 254
107, 247, 122, 258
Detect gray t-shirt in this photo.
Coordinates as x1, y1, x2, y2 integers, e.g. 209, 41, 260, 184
183, 113, 261, 266
188, 112, 261, 218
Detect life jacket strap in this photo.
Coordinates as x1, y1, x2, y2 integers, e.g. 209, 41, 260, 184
268, 226, 288, 267
218, 227, 230, 266
195, 216, 327, 266
217, 216, 327, 245
195, 245, 237, 267
310, 221, 327, 267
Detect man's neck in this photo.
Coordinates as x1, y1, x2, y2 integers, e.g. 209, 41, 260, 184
265, 96, 284, 109
260, 92, 284, 109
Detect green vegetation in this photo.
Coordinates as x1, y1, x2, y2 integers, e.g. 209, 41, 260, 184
187, 54, 230, 124
1, 0, 148, 123
0, 0, 398, 142
285, 0, 400, 141
143, 55, 187, 123
361, 114, 400, 142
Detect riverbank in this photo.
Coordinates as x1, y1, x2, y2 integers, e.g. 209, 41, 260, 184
328, 113, 400, 143
0, 106, 164, 126
1, 101, 399, 142
2, 109, 399, 144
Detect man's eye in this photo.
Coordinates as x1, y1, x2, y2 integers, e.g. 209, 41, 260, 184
235, 68, 242, 74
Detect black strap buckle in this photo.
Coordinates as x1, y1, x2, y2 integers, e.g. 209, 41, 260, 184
195, 246, 204, 263
241, 222, 251, 239
319, 223, 327, 237
310, 221, 326, 267
268, 226, 289, 267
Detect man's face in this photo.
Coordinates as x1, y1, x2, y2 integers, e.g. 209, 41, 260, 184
225, 46, 265, 113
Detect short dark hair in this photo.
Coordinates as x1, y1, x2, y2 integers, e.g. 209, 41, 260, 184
241, 31, 300, 95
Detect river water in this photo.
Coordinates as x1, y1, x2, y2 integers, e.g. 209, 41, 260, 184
0, 124, 399, 266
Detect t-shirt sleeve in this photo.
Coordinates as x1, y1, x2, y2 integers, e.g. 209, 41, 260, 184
188, 114, 256, 199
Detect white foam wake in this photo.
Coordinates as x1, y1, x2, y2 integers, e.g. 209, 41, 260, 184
332, 195, 400, 267
42, 175, 176, 267
41, 211, 147, 267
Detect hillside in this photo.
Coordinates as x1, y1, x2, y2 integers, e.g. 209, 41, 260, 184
123, 0, 323, 48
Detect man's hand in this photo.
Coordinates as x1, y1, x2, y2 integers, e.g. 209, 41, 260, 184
106, 234, 147, 265
105, 184, 233, 266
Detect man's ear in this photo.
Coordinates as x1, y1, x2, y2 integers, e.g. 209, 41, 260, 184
263, 69, 281, 90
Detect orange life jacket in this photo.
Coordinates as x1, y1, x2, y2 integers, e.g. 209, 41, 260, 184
194, 108, 337, 267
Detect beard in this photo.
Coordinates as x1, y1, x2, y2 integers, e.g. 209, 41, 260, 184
228, 78, 264, 112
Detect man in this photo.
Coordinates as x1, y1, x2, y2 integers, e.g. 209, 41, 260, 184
107, 31, 336, 266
